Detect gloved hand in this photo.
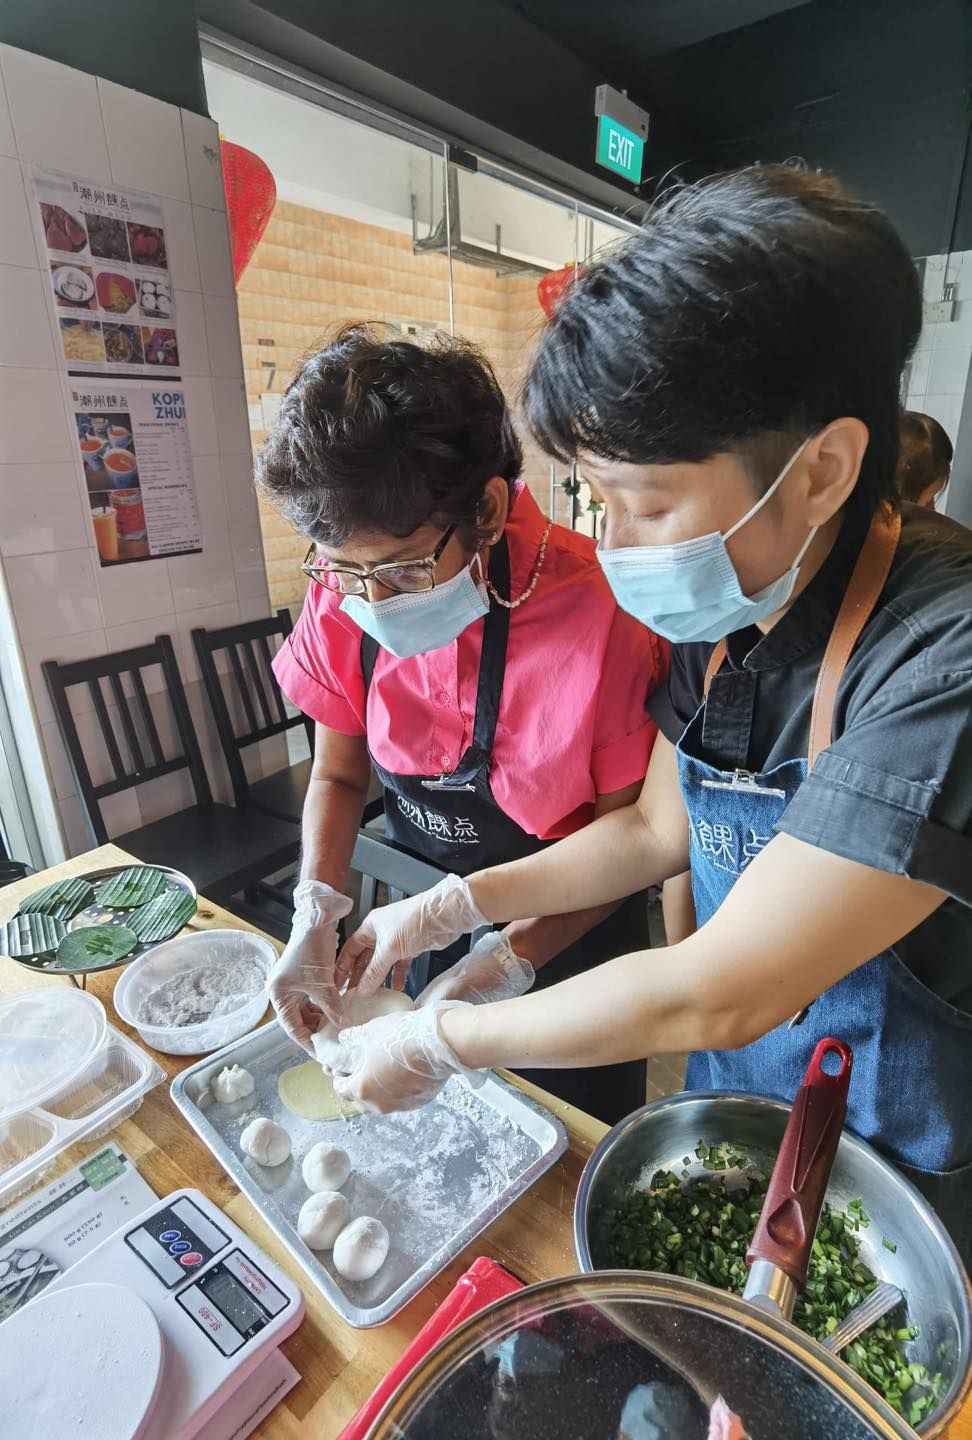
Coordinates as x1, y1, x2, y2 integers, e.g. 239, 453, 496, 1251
416, 932, 535, 1008
332, 1001, 486, 1112
337, 873, 489, 995
267, 880, 353, 1053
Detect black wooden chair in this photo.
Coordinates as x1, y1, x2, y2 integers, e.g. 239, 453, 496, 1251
43, 636, 300, 902
192, 608, 383, 827
191, 609, 317, 825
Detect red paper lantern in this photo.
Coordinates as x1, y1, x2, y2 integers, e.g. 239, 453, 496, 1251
537, 263, 586, 318
220, 138, 277, 284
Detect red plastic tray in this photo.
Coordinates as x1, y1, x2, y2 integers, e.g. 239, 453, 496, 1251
336, 1256, 524, 1440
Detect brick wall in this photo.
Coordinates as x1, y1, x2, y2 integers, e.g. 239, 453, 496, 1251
238, 201, 553, 608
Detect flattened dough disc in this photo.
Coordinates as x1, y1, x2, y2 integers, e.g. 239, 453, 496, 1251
0, 1281, 163, 1439
277, 1061, 360, 1120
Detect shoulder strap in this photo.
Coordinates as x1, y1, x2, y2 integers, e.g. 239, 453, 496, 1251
703, 640, 727, 698
807, 505, 900, 768
701, 507, 901, 769
360, 631, 379, 692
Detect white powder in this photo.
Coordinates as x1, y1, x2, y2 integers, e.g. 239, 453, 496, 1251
137, 957, 264, 1027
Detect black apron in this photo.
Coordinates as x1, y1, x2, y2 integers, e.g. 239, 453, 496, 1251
360, 533, 648, 1125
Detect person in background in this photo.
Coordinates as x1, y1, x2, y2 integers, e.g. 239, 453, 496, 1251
896, 411, 953, 509
258, 326, 668, 1124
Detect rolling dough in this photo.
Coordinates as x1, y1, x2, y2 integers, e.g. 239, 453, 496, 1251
277, 1062, 359, 1121
311, 987, 414, 1071
212, 1064, 255, 1103
302, 1142, 351, 1193
332, 1216, 390, 1282
297, 1190, 349, 1250
240, 1117, 291, 1167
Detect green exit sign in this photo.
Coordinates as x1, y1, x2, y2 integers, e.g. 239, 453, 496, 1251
596, 114, 644, 184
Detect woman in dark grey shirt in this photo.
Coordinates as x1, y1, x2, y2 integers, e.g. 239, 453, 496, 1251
334, 165, 972, 1267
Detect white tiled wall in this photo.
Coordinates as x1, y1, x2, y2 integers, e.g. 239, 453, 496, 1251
0, 44, 282, 861
904, 249, 972, 506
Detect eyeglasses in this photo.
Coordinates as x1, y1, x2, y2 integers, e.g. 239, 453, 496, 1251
301, 524, 458, 596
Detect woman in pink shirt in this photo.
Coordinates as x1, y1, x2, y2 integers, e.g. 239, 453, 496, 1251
261, 325, 667, 1123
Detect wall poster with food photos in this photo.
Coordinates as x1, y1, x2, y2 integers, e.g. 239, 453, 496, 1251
72, 383, 201, 566
32, 167, 179, 376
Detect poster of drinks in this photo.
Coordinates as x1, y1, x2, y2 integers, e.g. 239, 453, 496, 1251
73, 384, 201, 566
33, 167, 179, 377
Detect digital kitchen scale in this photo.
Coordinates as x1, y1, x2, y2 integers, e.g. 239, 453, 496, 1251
0, 1189, 304, 1440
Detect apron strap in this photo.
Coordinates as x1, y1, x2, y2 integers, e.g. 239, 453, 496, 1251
702, 505, 901, 769
359, 533, 513, 785
703, 640, 726, 697
807, 504, 900, 767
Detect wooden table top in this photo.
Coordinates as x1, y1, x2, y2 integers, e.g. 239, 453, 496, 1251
1, 842, 968, 1438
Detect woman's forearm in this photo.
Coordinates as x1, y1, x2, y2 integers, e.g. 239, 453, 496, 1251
469, 735, 687, 924
299, 727, 372, 892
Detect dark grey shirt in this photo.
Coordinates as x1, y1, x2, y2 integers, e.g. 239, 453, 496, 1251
649, 503, 972, 1011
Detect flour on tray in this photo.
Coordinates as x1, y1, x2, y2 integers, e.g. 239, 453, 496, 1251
137, 956, 264, 1027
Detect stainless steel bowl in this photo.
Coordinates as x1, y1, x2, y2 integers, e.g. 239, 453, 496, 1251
574, 1092, 972, 1436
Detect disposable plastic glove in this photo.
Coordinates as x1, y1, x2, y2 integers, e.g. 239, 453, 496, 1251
337, 873, 489, 995
332, 1001, 486, 1113
266, 880, 353, 1053
416, 932, 535, 1008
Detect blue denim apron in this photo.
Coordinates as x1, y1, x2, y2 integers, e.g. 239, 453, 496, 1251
677, 511, 972, 1267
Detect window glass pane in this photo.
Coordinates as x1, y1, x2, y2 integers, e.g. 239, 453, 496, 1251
203, 60, 450, 610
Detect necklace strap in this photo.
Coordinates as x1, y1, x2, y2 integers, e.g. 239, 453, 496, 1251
487, 523, 552, 610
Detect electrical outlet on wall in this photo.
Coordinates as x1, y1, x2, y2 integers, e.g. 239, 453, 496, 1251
923, 298, 956, 324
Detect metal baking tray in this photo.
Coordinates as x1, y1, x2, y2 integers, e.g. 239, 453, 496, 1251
5, 864, 196, 977
171, 1021, 568, 1327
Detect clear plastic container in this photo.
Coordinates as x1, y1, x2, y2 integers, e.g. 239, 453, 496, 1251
112, 929, 276, 1055
0, 1019, 165, 1207
0, 989, 106, 1121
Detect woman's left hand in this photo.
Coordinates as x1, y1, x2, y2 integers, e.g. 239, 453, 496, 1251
416, 932, 535, 1007
333, 1002, 485, 1113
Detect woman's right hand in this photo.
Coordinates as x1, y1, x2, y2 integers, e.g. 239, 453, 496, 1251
267, 880, 353, 1052
337, 873, 489, 994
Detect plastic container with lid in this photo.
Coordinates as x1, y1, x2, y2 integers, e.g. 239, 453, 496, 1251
0, 988, 164, 1206
112, 929, 275, 1055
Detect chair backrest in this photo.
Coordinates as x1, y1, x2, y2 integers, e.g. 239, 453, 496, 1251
43, 634, 212, 845
192, 609, 314, 806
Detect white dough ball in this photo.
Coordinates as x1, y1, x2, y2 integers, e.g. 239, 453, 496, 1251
297, 1190, 349, 1250
332, 1216, 390, 1282
240, 1117, 291, 1167
311, 987, 414, 1072
302, 1142, 351, 1193
212, 1064, 255, 1104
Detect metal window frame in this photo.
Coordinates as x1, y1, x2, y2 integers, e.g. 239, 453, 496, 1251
199, 26, 642, 244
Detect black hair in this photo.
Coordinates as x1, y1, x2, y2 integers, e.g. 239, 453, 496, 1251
524, 164, 922, 521
255, 324, 522, 546
897, 410, 953, 503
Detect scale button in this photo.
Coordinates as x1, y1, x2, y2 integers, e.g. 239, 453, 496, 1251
169, 1240, 191, 1255
159, 1230, 181, 1243
180, 1252, 203, 1267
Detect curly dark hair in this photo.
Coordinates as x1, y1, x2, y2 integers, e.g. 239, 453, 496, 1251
524, 164, 922, 523
255, 324, 523, 547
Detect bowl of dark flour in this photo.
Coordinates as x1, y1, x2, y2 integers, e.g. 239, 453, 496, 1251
113, 930, 276, 1054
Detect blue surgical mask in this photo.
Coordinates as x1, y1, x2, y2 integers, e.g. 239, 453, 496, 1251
597, 440, 815, 643
340, 554, 489, 658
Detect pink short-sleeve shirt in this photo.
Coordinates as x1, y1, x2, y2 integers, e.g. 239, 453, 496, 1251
273, 486, 669, 840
